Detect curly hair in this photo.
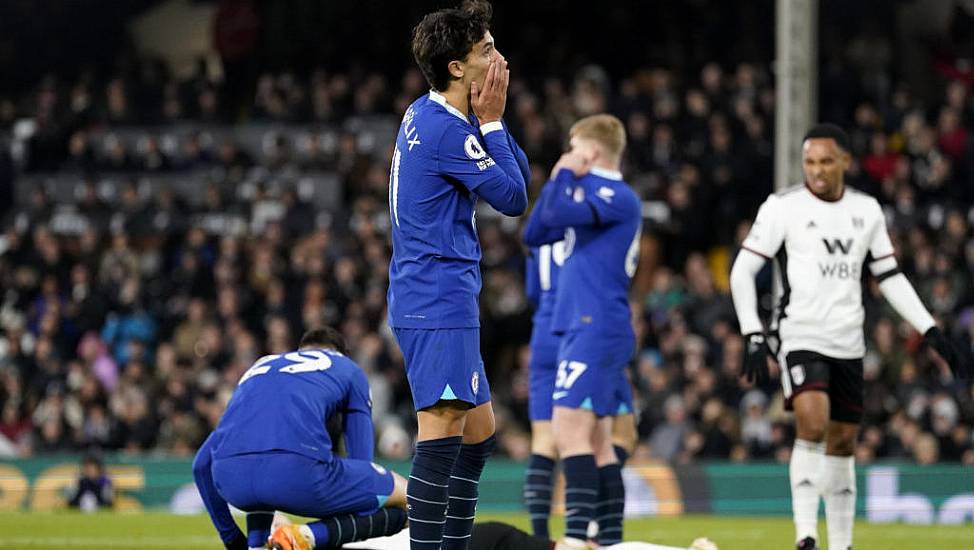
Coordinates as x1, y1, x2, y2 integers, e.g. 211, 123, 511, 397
411, 0, 493, 91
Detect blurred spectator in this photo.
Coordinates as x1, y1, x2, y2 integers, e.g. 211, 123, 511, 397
67, 454, 114, 511
0, 25, 972, 466
649, 395, 690, 461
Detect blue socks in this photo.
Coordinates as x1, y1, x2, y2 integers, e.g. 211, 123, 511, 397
613, 445, 630, 465
408, 436, 463, 550
307, 507, 408, 549
593, 445, 630, 545
524, 454, 555, 538
596, 463, 625, 545
247, 512, 273, 549
442, 435, 496, 550
562, 454, 599, 542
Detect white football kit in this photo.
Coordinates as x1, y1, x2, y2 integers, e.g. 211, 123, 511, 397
739, 184, 897, 359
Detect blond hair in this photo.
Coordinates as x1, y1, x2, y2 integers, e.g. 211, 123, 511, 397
569, 114, 627, 160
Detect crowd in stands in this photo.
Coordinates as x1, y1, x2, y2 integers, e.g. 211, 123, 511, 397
1, 41, 973, 466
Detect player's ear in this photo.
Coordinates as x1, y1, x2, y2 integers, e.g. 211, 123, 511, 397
840, 150, 852, 171
590, 144, 603, 164
447, 60, 464, 80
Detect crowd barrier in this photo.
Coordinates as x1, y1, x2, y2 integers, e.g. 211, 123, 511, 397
1, 456, 971, 524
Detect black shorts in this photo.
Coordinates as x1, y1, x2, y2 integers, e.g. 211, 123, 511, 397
782, 350, 863, 424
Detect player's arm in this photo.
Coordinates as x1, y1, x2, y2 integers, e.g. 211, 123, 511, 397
343, 367, 376, 461
729, 196, 785, 383
439, 121, 528, 216
524, 249, 541, 310
463, 52, 528, 216
537, 168, 636, 229
867, 210, 968, 377
729, 249, 767, 335
523, 180, 566, 246
192, 434, 247, 550
730, 195, 785, 332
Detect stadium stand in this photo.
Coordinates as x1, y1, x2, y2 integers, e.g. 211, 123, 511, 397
1, 2, 973, 470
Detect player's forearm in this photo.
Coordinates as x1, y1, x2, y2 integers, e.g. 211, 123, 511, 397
192, 439, 244, 543
538, 169, 598, 228
479, 127, 528, 215
523, 188, 564, 246
878, 273, 936, 334
344, 410, 376, 461
730, 249, 766, 335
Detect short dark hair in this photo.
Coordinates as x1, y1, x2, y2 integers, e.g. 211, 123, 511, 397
82, 452, 103, 469
299, 326, 348, 355
411, 0, 493, 91
803, 123, 851, 153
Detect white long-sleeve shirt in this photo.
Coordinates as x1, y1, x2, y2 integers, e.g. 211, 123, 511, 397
730, 184, 935, 359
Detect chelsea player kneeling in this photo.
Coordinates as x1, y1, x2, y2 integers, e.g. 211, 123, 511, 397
193, 327, 408, 550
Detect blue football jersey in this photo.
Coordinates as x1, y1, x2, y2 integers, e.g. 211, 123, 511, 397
535, 167, 642, 336
210, 349, 374, 462
524, 242, 567, 325
387, 91, 528, 329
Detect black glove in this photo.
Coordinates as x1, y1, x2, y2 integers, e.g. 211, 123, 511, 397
225, 532, 248, 550
742, 332, 772, 385
924, 327, 969, 379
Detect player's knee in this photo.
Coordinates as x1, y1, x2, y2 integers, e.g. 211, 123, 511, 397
595, 440, 618, 466
826, 439, 856, 456
465, 417, 495, 442
531, 425, 557, 457
794, 403, 829, 442
611, 416, 637, 455
532, 441, 557, 458
418, 402, 468, 437
386, 472, 409, 509
797, 423, 827, 443
826, 426, 858, 456
553, 421, 595, 455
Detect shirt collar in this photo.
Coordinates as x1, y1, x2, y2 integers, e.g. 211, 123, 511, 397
590, 166, 623, 180
428, 90, 468, 122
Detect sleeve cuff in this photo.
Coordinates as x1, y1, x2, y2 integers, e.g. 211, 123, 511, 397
869, 255, 898, 276
480, 121, 504, 135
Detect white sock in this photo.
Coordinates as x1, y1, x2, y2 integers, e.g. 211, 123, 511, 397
790, 439, 825, 543
299, 524, 316, 547
823, 455, 856, 550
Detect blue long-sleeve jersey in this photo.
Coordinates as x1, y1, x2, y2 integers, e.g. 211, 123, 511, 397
534, 167, 642, 336
211, 348, 373, 461
525, 242, 565, 332
388, 90, 529, 329
193, 348, 373, 545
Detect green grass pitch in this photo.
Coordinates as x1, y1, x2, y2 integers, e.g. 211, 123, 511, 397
0, 512, 970, 549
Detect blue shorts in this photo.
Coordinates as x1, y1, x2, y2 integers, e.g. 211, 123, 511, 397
613, 367, 634, 416
528, 326, 560, 421
392, 327, 491, 411
553, 329, 635, 417
211, 452, 394, 518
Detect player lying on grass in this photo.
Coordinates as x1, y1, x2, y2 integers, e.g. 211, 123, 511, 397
192, 327, 408, 550
336, 521, 718, 550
